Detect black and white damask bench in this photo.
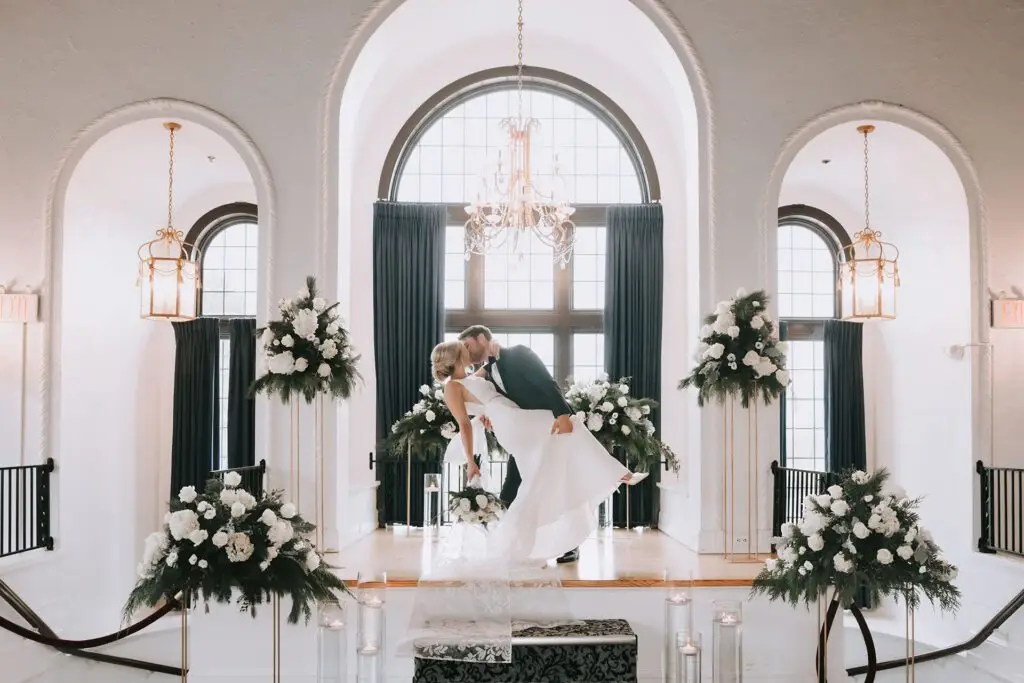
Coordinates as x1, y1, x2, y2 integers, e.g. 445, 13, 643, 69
412, 618, 638, 683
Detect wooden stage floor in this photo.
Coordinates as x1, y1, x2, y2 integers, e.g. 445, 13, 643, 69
328, 529, 763, 588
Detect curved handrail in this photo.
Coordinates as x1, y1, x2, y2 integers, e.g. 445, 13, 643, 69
0, 578, 183, 677
848, 587, 1024, 677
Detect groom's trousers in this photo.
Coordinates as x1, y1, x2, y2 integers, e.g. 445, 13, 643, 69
500, 456, 522, 506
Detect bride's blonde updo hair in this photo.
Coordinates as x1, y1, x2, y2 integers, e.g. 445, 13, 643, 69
431, 340, 465, 382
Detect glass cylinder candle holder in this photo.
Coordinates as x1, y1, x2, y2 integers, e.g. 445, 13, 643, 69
712, 600, 743, 683
676, 632, 702, 683
317, 600, 347, 683
423, 473, 442, 535
664, 591, 692, 683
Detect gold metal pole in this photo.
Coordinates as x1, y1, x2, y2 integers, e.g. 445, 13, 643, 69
722, 398, 728, 559
625, 480, 631, 530
272, 594, 281, 682
752, 400, 760, 558
290, 400, 298, 506
729, 396, 736, 560
316, 394, 325, 549
406, 441, 412, 529
180, 593, 188, 682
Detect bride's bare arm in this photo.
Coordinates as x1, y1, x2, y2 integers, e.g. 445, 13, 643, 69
443, 382, 476, 467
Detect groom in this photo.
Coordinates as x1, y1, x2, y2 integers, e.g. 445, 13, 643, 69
458, 325, 580, 564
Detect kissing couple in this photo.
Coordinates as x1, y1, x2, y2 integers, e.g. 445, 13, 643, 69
432, 325, 645, 564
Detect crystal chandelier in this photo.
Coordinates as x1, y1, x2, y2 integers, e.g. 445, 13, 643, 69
137, 122, 201, 320
839, 124, 900, 320
464, 0, 575, 268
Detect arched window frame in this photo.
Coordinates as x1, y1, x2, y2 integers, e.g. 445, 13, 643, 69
380, 67, 660, 383
777, 204, 851, 471
185, 201, 258, 469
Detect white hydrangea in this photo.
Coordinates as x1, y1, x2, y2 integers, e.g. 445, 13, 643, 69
168, 509, 200, 541
268, 351, 296, 375
827, 485, 843, 499
280, 503, 297, 519
292, 309, 319, 339
223, 471, 242, 488
851, 470, 870, 484
178, 486, 198, 504
188, 529, 208, 546
830, 499, 850, 516
706, 343, 725, 359
267, 519, 295, 546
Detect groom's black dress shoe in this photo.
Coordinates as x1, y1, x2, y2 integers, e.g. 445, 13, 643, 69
556, 547, 579, 564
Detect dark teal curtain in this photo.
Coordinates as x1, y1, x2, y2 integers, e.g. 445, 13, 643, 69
227, 318, 256, 469
824, 320, 866, 473
373, 202, 446, 526
605, 204, 664, 528
170, 318, 220, 494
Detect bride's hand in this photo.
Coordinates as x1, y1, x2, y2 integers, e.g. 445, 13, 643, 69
467, 461, 481, 481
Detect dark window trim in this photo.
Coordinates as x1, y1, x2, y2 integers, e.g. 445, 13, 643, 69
379, 66, 660, 203
777, 205, 849, 467
184, 202, 258, 319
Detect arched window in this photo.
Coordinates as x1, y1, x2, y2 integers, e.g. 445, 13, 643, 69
186, 202, 258, 468
777, 205, 850, 472
385, 68, 658, 384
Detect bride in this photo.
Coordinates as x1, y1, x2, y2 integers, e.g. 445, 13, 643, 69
397, 341, 641, 663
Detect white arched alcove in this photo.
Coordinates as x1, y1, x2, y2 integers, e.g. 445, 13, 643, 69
327, 0, 711, 547
769, 103, 987, 647
43, 100, 274, 627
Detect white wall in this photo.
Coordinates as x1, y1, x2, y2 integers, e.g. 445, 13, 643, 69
1, 0, 1024, 656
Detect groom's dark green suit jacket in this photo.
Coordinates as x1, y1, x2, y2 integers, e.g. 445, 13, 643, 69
487, 345, 572, 505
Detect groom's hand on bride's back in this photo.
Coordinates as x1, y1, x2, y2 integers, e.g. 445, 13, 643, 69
551, 414, 573, 434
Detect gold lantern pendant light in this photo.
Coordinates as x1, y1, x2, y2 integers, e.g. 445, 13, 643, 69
463, 0, 576, 268
839, 124, 900, 320
137, 122, 201, 320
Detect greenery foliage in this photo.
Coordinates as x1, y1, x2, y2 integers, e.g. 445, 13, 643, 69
381, 382, 507, 461
678, 288, 789, 408
123, 476, 349, 625
251, 276, 361, 403
750, 468, 961, 612
565, 376, 679, 474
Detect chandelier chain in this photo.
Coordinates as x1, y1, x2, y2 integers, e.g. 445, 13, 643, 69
862, 126, 870, 233
516, 0, 524, 115
167, 124, 176, 230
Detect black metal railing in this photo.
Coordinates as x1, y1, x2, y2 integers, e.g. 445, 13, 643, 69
770, 461, 840, 538
374, 456, 509, 527
210, 459, 266, 499
977, 460, 1023, 556
0, 459, 55, 559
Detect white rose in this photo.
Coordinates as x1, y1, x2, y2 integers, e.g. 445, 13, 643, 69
877, 549, 894, 565
198, 559, 208, 569
223, 471, 242, 488
326, 321, 340, 335
600, 401, 614, 412
459, 498, 471, 512
281, 334, 295, 348
699, 324, 713, 339
587, 413, 604, 432
267, 351, 296, 375
727, 325, 740, 338
816, 494, 833, 510
165, 550, 178, 567
260, 327, 275, 347
231, 501, 246, 518
833, 553, 854, 573
212, 531, 230, 548
780, 523, 796, 539
260, 509, 277, 526
475, 494, 488, 508
320, 339, 339, 360
204, 509, 215, 520
853, 522, 870, 539
776, 341, 789, 354
305, 551, 321, 572
904, 528, 917, 543
830, 499, 850, 516
803, 560, 813, 571
225, 532, 255, 563
178, 486, 198, 504
189, 554, 198, 565
292, 308, 319, 339
774, 369, 790, 385
419, 384, 430, 396
317, 362, 331, 378
742, 350, 761, 367
851, 470, 870, 484
168, 509, 200, 541
268, 519, 295, 546
312, 297, 327, 311
621, 424, 631, 435
864, 495, 874, 503
424, 410, 436, 423
434, 390, 444, 400
897, 545, 914, 561
259, 560, 270, 571
616, 396, 627, 407
625, 407, 642, 421
807, 533, 825, 552
827, 485, 843, 499
294, 357, 309, 372
440, 423, 457, 440
749, 315, 764, 330
752, 300, 761, 308
188, 529, 208, 546
267, 547, 279, 560
707, 343, 725, 360
280, 503, 297, 519
716, 301, 732, 315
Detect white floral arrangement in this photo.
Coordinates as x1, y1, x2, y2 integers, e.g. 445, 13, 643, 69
751, 468, 961, 611
381, 382, 506, 461
679, 288, 790, 408
123, 474, 348, 624
448, 483, 505, 526
564, 375, 679, 473
251, 275, 361, 403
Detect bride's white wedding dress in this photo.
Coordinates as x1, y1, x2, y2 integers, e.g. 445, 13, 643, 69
447, 374, 629, 561
397, 374, 630, 663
